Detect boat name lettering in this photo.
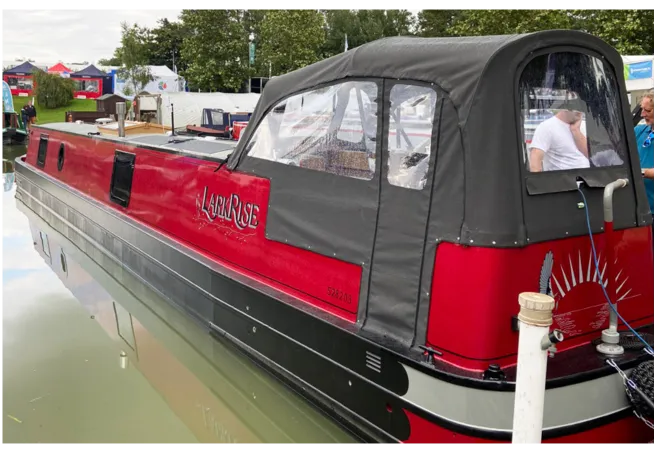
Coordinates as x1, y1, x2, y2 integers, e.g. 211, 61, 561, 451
200, 186, 259, 230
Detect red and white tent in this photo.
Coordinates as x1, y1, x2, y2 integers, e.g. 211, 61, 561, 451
47, 62, 72, 77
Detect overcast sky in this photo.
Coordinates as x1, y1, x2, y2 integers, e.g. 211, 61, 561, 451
0, 8, 417, 63
3, 10, 183, 63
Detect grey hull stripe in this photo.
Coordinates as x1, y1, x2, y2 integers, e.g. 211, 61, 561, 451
15, 160, 635, 433
402, 364, 631, 432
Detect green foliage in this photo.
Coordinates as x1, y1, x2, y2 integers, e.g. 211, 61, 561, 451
416, 9, 653, 54
116, 22, 154, 96
180, 10, 249, 92
258, 10, 326, 76
445, 10, 572, 36
97, 57, 121, 66
32, 69, 74, 109
243, 9, 268, 77
322, 10, 360, 56
572, 10, 654, 55
321, 10, 414, 57
98, 9, 653, 94
146, 18, 188, 72
416, 10, 463, 37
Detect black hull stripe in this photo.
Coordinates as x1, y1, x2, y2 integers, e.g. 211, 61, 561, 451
25, 215, 369, 443
15, 157, 496, 391
14, 159, 644, 441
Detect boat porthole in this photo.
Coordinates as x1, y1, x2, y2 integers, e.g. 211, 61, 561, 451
60, 251, 68, 275
57, 143, 65, 171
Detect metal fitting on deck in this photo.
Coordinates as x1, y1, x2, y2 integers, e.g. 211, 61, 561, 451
540, 329, 564, 350
541, 329, 564, 358
116, 102, 126, 138
603, 179, 628, 223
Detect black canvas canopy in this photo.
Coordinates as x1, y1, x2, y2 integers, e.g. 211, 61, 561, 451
4, 61, 38, 75
70, 65, 107, 78
229, 30, 651, 249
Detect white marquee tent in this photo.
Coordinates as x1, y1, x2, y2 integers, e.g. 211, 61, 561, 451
140, 91, 261, 128
114, 65, 185, 99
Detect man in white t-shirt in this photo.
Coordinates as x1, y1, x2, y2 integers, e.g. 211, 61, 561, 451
529, 101, 589, 172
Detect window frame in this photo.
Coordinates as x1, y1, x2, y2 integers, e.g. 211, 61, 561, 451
383, 80, 440, 191
512, 45, 639, 243
36, 134, 49, 168
241, 77, 383, 181
109, 150, 136, 208
513, 46, 633, 196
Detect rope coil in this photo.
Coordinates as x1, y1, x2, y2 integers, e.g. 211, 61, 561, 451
626, 360, 654, 420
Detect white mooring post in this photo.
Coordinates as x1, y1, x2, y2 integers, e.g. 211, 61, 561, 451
511, 292, 562, 444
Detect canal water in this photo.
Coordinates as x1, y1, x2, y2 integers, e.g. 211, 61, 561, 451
2, 143, 357, 443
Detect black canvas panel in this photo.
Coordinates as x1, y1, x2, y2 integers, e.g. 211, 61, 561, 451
363, 81, 440, 346
229, 30, 651, 246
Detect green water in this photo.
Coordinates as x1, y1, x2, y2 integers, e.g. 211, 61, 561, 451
2, 144, 357, 443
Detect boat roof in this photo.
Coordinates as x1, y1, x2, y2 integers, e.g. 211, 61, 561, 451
234, 30, 621, 146
37, 122, 236, 161
228, 29, 651, 247
29, 31, 652, 250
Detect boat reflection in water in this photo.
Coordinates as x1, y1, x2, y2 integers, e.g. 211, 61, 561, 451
18, 201, 357, 443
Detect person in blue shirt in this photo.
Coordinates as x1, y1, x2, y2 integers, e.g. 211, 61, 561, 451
635, 91, 654, 214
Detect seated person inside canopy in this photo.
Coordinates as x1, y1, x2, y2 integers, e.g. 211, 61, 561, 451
529, 96, 589, 172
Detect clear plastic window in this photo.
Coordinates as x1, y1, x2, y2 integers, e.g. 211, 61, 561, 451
8, 76, 33, 90
387, 84, 437, 190
247, 81, 378, 180
74, 79, 99, 93
210, 110, 225, 126
520, 52, 627, 173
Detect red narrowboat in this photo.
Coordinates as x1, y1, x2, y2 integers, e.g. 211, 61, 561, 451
14, 30, 654, 443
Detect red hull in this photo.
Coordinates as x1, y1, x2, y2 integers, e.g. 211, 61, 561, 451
428, 234, 654, 371
25, 127, 360, 322
404, 410, 653, 443
26, 126, 654, 368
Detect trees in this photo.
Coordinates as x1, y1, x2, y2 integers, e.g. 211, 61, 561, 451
146, 18, 188, 72
96, 9, 653, 94
116, 22, 153, 96
321, 10, 415, 58
258, 10, 326, 76
573, 10, 653, 55
180, 9, 249, 92
33, 70, 74, 108
416, 9, 653, 55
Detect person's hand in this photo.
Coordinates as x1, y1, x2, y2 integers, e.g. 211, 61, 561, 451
644, 168, 654, 179
570, 111, 583, 131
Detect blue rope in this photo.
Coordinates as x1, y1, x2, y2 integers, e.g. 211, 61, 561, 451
577, 187, 654, 356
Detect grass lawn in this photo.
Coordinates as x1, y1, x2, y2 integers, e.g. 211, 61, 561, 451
11, 95, 96, 125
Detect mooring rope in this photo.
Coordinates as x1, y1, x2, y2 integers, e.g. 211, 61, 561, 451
606, 358, 654, 429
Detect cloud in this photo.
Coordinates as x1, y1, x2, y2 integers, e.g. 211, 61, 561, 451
0, 8, 420, 64
2, 9, 182, 63
2, 185, 50, 276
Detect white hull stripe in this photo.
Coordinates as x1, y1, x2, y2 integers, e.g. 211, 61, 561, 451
401, 363, 631, 432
